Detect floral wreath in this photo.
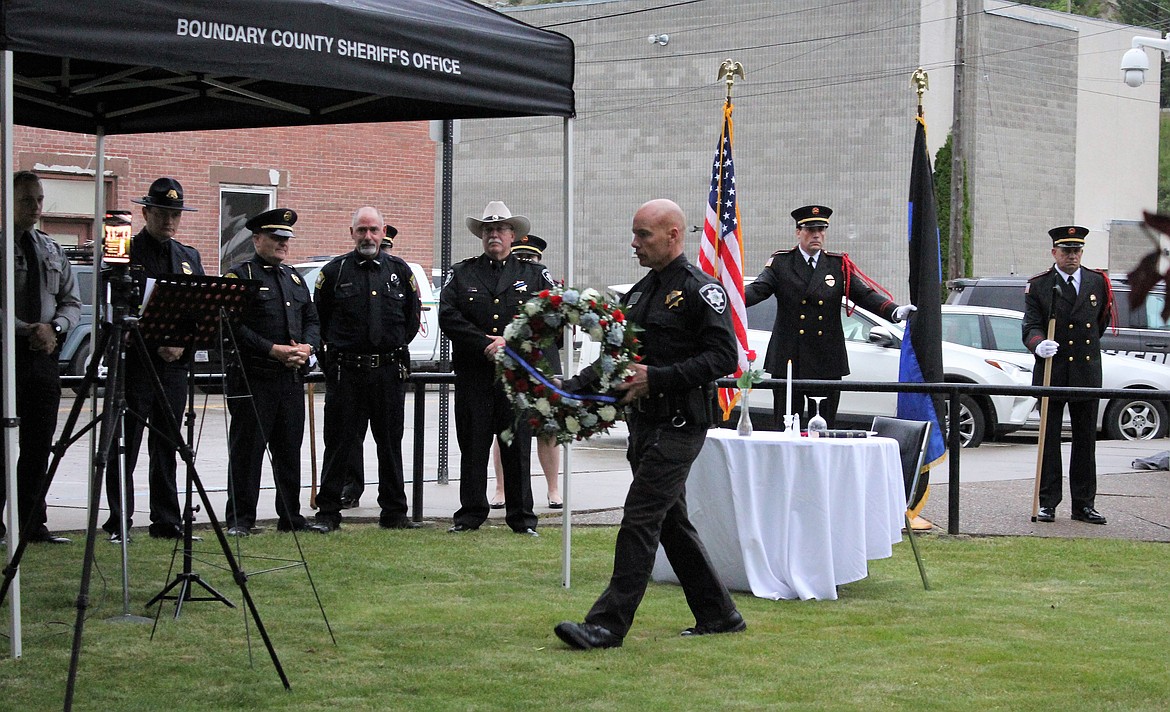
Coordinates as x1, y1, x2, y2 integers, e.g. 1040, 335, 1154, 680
496, 286, 641, 445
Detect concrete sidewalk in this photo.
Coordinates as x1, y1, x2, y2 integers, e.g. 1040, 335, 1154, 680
21, 392, 1170, 542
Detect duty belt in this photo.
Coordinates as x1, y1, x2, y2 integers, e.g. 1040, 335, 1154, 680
336, 351, 400, 369
631, 386, 714, 427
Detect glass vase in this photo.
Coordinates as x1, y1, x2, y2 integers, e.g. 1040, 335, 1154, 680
737, 388, 753, 436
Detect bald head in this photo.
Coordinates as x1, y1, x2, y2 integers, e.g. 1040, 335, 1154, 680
630, 199, 686, 271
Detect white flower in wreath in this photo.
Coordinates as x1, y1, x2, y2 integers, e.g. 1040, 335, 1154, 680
534, 398, 552, 416
589, 326, 605, 342
524, 301, 541, 317
564, 415, 581, 434
581, 288, 601, 302
598, 405, 617, 422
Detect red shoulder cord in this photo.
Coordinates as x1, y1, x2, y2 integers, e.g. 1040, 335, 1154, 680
840, 253, 893, 317
1101, 269, 1118, 334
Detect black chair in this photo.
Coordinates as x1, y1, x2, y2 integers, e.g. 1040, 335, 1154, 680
871, 416, 931, 590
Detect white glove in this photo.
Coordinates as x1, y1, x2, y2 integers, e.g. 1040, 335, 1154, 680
893, 304, 917, 322
1036, 340, 1059, 359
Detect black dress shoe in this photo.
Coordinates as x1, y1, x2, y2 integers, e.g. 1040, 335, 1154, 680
340, 496, 360, 510
314, 520, 339, 533
681, 610, 747, 637
1036, 507, 1056, 523
279, 521, 330, 534
448, 523, 479, 533
148, 524, 184, 540
380, 517, 421, 530
28, 532, 71, 544
226, 526, 251, 537
108, 531, 131, 544
515, 527, 539, 537
1071, 506, 1107, 525
489, 500, 505, 510
554, 621, 622, 650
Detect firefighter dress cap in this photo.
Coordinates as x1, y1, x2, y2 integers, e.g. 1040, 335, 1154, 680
791, 205, 832, 227
131, 177, 198, 211
246, 208, 298, 239
512, 233, 547, 258
1048, 225, 1088, 247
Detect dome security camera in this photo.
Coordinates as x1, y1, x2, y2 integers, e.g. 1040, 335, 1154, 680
1121, 47, 1150, 88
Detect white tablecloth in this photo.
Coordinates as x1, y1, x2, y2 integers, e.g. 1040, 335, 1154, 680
651, 429, 906, 601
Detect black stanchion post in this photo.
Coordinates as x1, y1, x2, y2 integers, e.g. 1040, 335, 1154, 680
947, 388, 961, 535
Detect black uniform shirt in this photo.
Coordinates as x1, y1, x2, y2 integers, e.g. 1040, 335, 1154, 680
128, 228, 205, 358
224, 255, 320, 361
315, 251, 421, 354
623, 254, 737, 395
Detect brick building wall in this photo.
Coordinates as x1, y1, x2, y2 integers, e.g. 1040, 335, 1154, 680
15, 122, 436, 273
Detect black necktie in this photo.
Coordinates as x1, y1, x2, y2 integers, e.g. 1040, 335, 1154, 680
1062, 274, 1076, 302
19, 231, 41, 324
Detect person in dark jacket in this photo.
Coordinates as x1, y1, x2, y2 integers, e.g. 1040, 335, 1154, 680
313, 207, 421, 532
1023, 225, 1112, 525
222, 208, 324, 535
745, 205, 915, 428
439, 201, 554, 536
103, 177, 205, 542
554, 198, 745, 650
0, 171, 81, 544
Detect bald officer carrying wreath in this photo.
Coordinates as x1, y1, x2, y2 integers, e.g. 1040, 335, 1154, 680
745, 205, 916, 429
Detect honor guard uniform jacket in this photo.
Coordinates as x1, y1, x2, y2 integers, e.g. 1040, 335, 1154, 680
223, 255, 320, 374
439, 253, 555, 373
1022, 266, 1112, 389
314, 250, 422, 359
745, 248, 897, 378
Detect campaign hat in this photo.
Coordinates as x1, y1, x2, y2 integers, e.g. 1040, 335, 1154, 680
131, 177, 198, 211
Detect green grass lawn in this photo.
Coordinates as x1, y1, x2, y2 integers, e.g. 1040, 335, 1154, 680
2, 525, 1169, 711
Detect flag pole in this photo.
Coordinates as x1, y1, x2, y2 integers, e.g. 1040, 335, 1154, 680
912, 66, 928, 118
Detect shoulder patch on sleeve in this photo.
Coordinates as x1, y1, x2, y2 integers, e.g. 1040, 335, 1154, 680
442, 269, 454, 290
315, 269, 327, 290
541, 268, 554, 286
698, 283, 727, 314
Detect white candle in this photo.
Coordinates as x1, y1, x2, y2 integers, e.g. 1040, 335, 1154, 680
785, 359, 793, 419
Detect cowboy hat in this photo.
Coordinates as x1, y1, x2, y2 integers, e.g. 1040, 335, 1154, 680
465, 201, 530, 239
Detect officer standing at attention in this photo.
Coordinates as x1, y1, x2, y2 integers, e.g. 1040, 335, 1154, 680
745, 205, 916, 428
314, 206, 421, 532
0, 171, 81, 545
222, 209, 325, 536
104, 177, 205, 543
1023, 226, 1112, 525
439, 201, 554, 536
340, 231, 400, 510
554, 198, 745, 650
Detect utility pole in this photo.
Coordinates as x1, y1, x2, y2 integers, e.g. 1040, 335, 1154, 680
948, 0, 968, 279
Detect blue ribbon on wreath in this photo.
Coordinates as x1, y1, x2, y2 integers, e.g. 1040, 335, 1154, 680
503, 345, 619, 404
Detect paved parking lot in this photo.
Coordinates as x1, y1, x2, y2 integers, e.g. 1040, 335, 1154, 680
15, 390, 1170, 542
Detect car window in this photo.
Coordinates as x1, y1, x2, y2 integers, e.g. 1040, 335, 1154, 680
842, 308, 873, 342
746, 299, 775, 331
986, 315, 1029, 353
1144, 294, 1169, 330
940, 313, 983, 349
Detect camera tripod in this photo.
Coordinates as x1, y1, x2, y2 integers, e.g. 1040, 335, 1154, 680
0, 266, 289, 709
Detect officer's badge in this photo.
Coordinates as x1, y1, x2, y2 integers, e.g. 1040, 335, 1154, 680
291, 272, 301, 285
665, 290, 684, 309
181, 261, 193, 275
699, 283, 727, 313
224, 272, 238, 279
390, 273, 399, 284
1090, 293, 1098, 306
315, 271, 326, 290
513, 280, 528, 293
628, 292, 642, 306
824, 274, 836, 287
166, 189, 179, 200
283, 210, 293, 223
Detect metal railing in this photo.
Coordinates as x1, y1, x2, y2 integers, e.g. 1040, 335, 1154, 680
61, 372, 1170, 535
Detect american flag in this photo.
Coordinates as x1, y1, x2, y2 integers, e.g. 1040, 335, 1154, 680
698, 102, 749, 420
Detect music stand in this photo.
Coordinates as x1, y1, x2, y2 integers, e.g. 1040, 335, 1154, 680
141, 275, 257, 615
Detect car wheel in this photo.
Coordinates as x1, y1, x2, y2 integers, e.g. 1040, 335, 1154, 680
945, 394, 986, 448
1103, 396, 1168, 440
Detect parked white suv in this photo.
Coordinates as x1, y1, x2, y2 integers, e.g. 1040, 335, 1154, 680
294, 257, 440, 369
939, 304, 1169, 440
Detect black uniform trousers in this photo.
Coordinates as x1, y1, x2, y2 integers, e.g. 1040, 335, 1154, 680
0, 343, 61, 539
772, 385, 840, 431
584, 415, 736, 638
103, 352, 187, 537
1039, 397, 1099, 510
316, 362, 409, 525
452, 368, 536, 532
224, 367, 307, 530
